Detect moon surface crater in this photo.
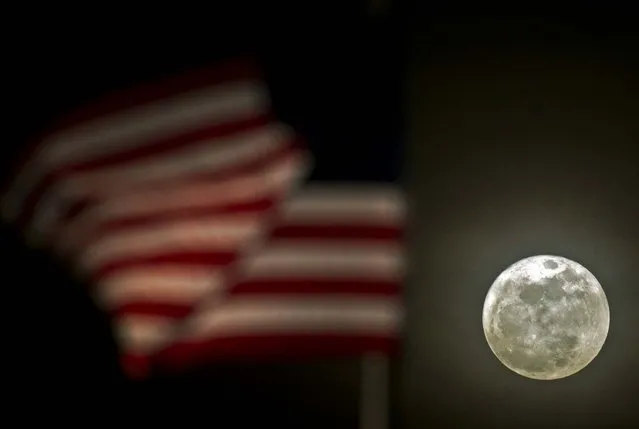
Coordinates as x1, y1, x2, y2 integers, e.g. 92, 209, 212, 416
482, 255, 609, 380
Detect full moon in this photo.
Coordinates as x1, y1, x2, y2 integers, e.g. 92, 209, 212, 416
482, 255, 609, 380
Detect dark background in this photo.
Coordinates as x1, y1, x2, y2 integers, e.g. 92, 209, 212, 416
4, 3, 638, 427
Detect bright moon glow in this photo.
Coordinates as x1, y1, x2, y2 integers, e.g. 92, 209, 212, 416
482, 255, 610, 380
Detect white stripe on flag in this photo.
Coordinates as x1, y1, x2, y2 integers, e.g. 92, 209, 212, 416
281, 186, 405, 224
241, 242, 404, 279
183, 296, 402, 340
97, 266, 225, 308
80, 216, 261, 272
116, 316, 175, 353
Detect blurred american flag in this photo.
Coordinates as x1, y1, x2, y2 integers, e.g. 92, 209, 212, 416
2, 58, 405, 378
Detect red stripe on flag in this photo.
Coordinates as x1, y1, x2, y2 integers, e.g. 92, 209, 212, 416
95, 198, 276, 232
91, 251, 237, 282
111, 302, 194, 319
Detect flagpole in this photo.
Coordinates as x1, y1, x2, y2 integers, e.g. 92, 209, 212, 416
359, 353, 389, 429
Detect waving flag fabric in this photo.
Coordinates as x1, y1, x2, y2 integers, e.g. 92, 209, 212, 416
155, 185, 404, 371
2, 58, 405, 378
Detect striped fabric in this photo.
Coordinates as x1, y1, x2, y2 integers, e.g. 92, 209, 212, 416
2, 58, 405, 378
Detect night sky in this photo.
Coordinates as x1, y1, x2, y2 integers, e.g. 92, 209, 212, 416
404, 8, 638, 427
3, 4, 638, 427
